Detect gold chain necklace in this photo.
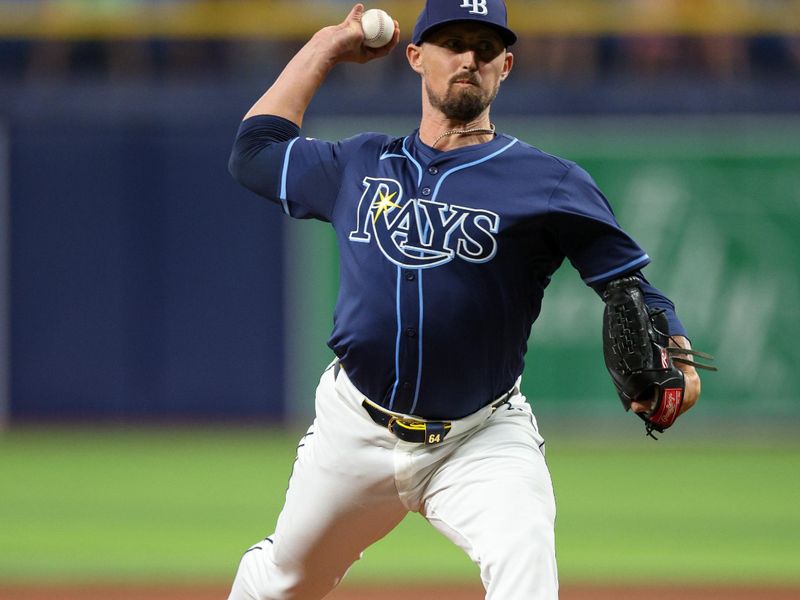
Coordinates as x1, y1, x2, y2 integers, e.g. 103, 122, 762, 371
431, 123, 496, 149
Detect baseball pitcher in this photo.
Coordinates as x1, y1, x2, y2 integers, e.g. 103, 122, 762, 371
225, 1, 712, 599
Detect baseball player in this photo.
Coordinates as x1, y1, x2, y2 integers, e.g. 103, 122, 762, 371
226, 1, 703, 599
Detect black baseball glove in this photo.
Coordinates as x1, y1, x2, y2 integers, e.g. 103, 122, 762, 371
602, 276, 716, 438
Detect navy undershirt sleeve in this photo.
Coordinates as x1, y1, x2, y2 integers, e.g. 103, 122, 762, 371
230, 115, 300, 162
637, 273, 689, 339
228, 114, 302, 212
229, 114, 382, 222
590, 271, 688, 339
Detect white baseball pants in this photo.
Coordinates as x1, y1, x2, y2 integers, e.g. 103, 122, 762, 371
228, 364, 558, 600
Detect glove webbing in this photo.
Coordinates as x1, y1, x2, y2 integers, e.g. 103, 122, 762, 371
649, 308, 718, 372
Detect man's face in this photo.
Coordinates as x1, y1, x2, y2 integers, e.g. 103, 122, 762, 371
409, 23, 513, 122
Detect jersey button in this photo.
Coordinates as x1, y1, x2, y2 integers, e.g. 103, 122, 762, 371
404, 271, 416, 281
421, 187, 432, 196
428, 167, 439, 175
402, 382, 412, 390
405, 327, 417, 338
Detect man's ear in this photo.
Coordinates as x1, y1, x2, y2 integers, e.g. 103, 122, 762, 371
501, 51, 514, 81
406, 43, 424, 75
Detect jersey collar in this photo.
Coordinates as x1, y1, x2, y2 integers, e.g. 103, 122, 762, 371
411, 129, 512, 166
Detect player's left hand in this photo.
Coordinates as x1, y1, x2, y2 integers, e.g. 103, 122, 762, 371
631, 335, 701, 416
602, 276, 716, 437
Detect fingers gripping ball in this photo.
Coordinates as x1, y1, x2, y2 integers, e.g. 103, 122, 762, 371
361, 9, 395, 48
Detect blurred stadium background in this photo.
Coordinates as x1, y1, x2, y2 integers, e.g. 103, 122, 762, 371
1, 0, 799, 598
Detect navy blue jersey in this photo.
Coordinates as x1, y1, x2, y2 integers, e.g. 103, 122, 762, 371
230, 115, 686, 420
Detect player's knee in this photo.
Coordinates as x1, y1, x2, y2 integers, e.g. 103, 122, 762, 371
229, 541, 300, 600
494, 513, 555, 562
228, 546, 263, 600
230, 541, 352, 600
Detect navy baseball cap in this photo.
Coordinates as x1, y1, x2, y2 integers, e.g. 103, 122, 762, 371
412, 0, 517, 47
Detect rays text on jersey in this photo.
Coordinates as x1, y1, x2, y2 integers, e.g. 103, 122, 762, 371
349, 177, 500, 269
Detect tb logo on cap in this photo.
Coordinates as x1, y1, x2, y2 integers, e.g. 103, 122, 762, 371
460, 0, 488, 16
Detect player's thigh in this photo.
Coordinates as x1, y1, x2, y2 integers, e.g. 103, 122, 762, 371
231, 438, 406, 600
272, 426, 406, 575
243, 367, 407, 596
422, 403, 557, 595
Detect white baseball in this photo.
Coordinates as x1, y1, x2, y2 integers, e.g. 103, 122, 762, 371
361, 9, 394, 48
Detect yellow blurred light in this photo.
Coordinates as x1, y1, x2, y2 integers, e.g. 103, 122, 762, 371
0, 0, 798, 40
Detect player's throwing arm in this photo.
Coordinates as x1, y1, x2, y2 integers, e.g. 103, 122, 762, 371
243, 4, 400, 124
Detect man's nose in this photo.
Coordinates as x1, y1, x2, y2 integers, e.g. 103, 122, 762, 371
458, 49, 479, 70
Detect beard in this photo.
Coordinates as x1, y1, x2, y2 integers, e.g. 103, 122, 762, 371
426, 76, 500, 123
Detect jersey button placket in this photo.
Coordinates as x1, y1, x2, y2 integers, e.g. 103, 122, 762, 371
397, 172, 434, 413
394, 261, 422, 413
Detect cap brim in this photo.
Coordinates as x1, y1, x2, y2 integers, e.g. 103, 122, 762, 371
414, 19, 517, 47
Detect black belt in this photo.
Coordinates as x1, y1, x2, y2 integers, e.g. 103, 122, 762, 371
361, 391, 513, 446
361, 400, 453, 445
333, 360, 512, 445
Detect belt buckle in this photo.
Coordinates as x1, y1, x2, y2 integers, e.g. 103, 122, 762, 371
391, 418, 425, 440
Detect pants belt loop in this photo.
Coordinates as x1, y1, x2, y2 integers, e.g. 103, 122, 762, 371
491, 389, 512, 412
424, 422, 447, 445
